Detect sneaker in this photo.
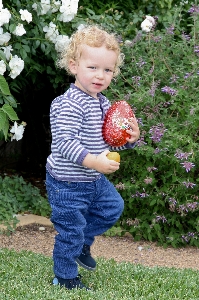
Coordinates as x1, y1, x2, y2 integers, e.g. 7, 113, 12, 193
52, 274, 90, 290
76, 244, 96, 271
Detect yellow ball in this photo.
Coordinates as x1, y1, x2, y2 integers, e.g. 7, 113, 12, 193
107, 152, 120, 162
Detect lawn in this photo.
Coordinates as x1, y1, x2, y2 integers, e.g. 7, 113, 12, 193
0, 248, 199, 299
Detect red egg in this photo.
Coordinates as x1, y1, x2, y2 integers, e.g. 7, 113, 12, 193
102, 100, 134, 147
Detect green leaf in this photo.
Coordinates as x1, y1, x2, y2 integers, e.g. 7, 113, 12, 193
41, 43, 46, 52
0, 50, 6, 62
2, 104, 19, 121
0, 110, 7, 131
19, 48, 27, 60
35, 40, 40, 48
2, 116, 9, 140
4, 95, 18, 108
9, 23, 16, 33
0, 75, 11, 96
22, 44, 30, 52
14, 43, 21, 50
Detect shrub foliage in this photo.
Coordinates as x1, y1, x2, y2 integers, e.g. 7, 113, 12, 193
105, 4, 199, 247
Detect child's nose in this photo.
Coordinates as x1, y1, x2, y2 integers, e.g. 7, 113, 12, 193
96, 70, 104, 79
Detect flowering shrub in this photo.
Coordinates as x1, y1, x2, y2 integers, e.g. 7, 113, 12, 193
0, 0, 79, 140
105, 3, 199, 247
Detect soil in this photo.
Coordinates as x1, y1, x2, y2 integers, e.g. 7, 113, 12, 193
0, 223, 199, 271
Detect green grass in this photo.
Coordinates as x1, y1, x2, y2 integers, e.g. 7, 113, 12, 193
0, 248, 199, 300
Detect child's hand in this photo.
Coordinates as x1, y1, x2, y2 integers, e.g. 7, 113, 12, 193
96, 150, 120, 174
82, 150, 120, 174
125, 117, 140, 143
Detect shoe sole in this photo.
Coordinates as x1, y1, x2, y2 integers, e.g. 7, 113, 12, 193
76, 258, 96, 271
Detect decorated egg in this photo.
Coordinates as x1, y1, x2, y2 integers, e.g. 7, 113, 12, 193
107, 152, 120, 162
102, 100, 134, 147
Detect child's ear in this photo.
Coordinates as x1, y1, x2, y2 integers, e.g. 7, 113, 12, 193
69, 59, 77, 75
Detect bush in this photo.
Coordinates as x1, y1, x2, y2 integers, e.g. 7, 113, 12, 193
0, 175, 51, 232
104, 4, 199, 247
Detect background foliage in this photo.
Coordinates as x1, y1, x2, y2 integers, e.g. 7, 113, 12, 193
1, 0, 199, 247
0, 174, 51, 233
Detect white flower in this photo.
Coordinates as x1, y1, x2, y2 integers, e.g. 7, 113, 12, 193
54, 35, 70, 52
51, 0, 61, 13
59, 0, 79, 22
0, 60, 6, 75
33, 0, 51, 15
1, 45, 13, 60
19, 9, 32, 23
32, 3, 38, 11
77, 24, 85, 31
145, 15, 155, 26
0, 28, 11, 45
8, 55, 24, 79
10, 121, 25, 141
141, 19, 153, 33
0, 8, 11, 27
124, 40, 132, 46
13, 24, 26, 36
43, 22, 59, 42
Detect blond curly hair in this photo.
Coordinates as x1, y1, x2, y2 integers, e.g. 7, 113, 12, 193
56, 25, 124, 77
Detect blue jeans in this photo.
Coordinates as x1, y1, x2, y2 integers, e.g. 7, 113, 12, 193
45, 172, 124, 279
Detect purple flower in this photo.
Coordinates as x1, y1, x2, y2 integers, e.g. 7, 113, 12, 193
149, 66, 154, 74
156, 215, 167, 223
170, 75, 179, 83
132, 76, 141, 85
182, 181, 196, 188
154, 148, 160, 154
149, 80, 160, 97
182, 32, 191, 41
151, 36, 162, 42
132, 190, 149, 198
115, 182, 125, 190
174, 150, 192, 160
166, 26, 174, 35
180, 161, 195, 172
194, 46, 199, 54
184, 72, 192, 79
187, 232, 195, 237
177, 204, 189, 215
137, 118, 143, 126
149, 123, 167, 143
182, 232, 196, 243
144, 177, 153, 184
182, 235, 189, 243
147, 166, 158, 172
136, 58, 146, 68
169, 198, 177, 205
188, 5, 199, 15
136, 137, 147, 147
161, 86, 177, 96
186, 202, 198, 211
130, 32, 142, 47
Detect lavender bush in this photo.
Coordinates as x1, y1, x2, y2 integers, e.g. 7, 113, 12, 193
105, 3, 199, 247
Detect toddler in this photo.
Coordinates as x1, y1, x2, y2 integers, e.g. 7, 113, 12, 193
46, 25, 140, 290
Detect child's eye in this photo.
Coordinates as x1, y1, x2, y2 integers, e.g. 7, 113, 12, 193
105, 69, 113, 73
88, 66, 96, 70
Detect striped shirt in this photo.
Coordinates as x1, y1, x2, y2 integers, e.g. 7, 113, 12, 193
46, 84, 135, 182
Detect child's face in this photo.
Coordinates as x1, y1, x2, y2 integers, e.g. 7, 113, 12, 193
69, 44, 118, 98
